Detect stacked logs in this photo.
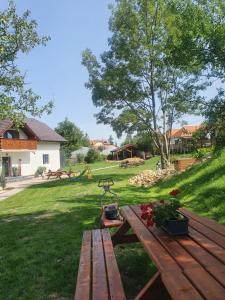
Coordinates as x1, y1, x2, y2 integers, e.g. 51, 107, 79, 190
129, 168, 176, 187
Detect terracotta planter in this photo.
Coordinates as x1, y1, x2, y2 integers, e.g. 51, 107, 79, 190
161, 213, 189, 235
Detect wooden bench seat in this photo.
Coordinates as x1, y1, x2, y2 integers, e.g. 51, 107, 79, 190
74, 229, 126, 300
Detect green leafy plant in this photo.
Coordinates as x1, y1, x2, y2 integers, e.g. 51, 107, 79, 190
0, 166, 6, 189
76, 153, 85, 163
12, 167, 18, 177
140, 189, 182, 227
34, 166, 46, 177
84, 148, 99, 163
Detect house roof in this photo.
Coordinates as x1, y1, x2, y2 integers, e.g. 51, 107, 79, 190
111, 144, 135, 153
170, 125, 202, 139
0, 118, 66, 142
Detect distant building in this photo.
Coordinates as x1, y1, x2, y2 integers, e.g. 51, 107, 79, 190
169, 124, 210, 152
0, 118, 66, 176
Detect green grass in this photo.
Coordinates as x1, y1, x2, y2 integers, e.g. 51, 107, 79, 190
0, 150, 225, 299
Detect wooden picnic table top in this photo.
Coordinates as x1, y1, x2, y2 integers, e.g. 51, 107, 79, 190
113, 204, 225, 300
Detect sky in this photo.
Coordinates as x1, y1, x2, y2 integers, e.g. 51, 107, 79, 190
0, 0, 220, 144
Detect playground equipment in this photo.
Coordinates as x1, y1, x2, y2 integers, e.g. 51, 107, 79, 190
98, 178, 123, 228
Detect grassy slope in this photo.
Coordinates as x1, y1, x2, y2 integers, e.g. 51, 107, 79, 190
149, 148, 225, 224
0, 151, 224, 299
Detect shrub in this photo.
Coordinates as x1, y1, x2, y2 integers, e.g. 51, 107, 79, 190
12, 166, 18, 177
85, 148, 99, 163
194, 147, 214, 160
34, 166, 46, 177
107, 153, 114, 160
0, 166, 6, 189
77, 153, 85, 163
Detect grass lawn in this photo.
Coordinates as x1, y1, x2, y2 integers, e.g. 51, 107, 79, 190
0, 150, 225, 299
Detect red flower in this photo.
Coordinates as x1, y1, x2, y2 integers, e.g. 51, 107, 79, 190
147, 219, 154, 227
169, 189, 181, 197
141, 212, 149, 220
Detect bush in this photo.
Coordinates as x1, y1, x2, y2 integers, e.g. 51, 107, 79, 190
77, 153, 85, 163
12, 166, 18, 177
0, 166, 6, 189
107, 153, 114, 160
34, 166, 46, 177
194, 147, 214, 160
85, 148, 99, 163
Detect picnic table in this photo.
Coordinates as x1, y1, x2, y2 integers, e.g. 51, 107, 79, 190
112, 204, 225, 300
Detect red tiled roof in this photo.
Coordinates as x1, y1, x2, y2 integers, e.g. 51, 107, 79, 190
170, 125, 203, 138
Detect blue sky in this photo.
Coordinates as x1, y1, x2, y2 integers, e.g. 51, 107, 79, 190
1, 1, 219, 143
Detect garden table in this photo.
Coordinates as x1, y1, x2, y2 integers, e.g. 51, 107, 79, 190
112, 205, 225, 300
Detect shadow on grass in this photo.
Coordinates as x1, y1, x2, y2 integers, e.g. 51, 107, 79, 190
0, 201, 167, 300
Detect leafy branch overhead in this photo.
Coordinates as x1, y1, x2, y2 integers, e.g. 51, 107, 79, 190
0, 1, 53, 125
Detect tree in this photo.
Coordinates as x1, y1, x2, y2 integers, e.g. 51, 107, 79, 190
165, 0, 225, 73
55, 118, 89, 158
82, 0, 207, 168
84, 148, 99, 163
0, 1, 53, 125
204, 91, 225, 147
108, 135, 114, 144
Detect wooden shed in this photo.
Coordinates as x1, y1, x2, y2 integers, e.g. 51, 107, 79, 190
111, 144, 136, 160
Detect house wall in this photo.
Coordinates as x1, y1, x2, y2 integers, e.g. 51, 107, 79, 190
0, 141, 61, 176
19, 129, 28, 139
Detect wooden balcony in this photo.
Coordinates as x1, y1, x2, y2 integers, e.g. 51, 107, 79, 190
0, 138, 37, 150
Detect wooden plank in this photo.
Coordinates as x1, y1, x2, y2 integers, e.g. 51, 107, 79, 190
180, 208, 225, 237
102, 229, 126, 300
175, 234, 224, 269
92, 229, 109, 300
188, 227, 225, 264
132, 205, 225, 299
184, 267, 225, 300
74, 231, 92, 300
206, 265, 225, 287
113, 234, 139, 245
162, 272, 204, 300
121, 206, 181, 273
134, 272, 166, 300
112, 220, 131, 246
188, 218, 225, 249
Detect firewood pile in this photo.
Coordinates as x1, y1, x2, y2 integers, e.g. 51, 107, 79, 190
129, 168, 176, 187
120, 157, 145, 168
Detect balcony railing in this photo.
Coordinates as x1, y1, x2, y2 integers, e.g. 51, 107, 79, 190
0, 138, 37, 150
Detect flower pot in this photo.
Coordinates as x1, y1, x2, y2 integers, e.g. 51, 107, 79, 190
161, 213, 189, 236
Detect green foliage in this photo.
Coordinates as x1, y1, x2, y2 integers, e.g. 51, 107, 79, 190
166, 0, 225, 72
204, 94, 225, 147
84, 148, 99, 163
34, 166, 46, 177
82, 0, 209, 168
194, 147, 214, 160
55, 118, 89, 158
12, 166, 18, 177
0, 1, 53, 125
153, 199, 181, 228
0, 166, 6, 189
108, 135, 114, 144
76, 153, 85, 163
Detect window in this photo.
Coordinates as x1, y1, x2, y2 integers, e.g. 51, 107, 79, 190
4, 130, 19, 139
43, 154, 49, 164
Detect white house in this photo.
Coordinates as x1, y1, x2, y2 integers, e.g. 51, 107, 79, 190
0, 118, 66, 177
